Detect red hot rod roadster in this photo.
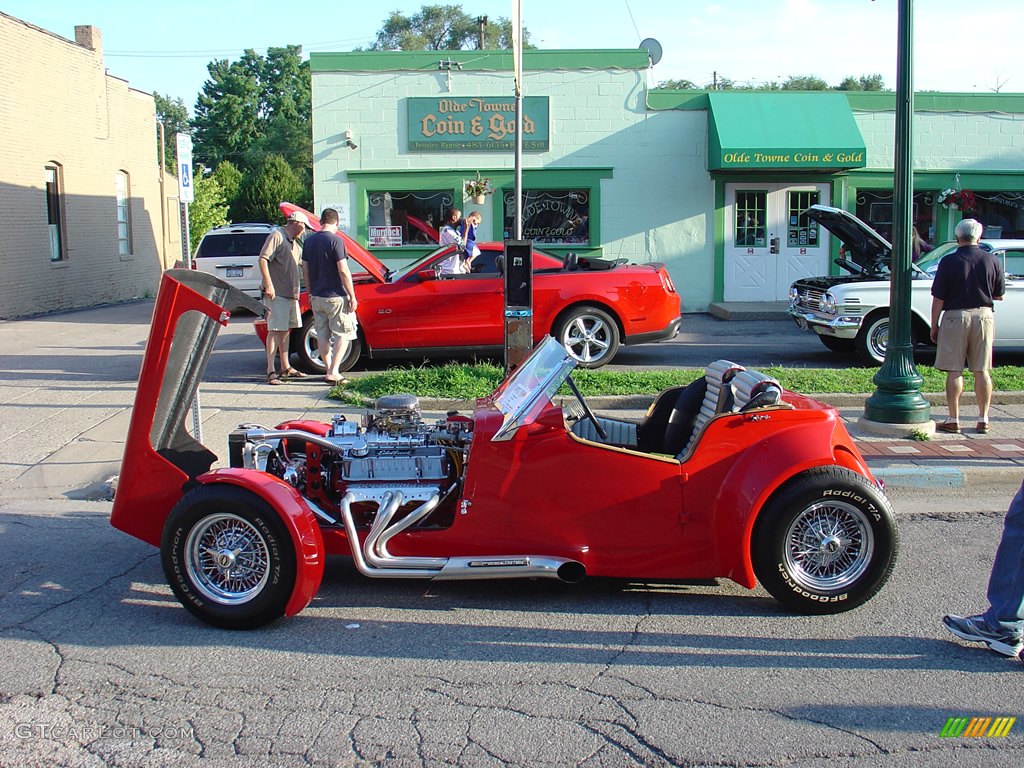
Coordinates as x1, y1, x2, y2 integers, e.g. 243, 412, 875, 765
111, 270, 898, 629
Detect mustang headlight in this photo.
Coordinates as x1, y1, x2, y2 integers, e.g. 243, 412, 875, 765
820, 292, 838, 315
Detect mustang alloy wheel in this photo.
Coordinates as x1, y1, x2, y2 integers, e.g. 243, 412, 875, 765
293, 313, 362, 374
752, 466, 898, 614
161, 485, 296, 629
555, 305, 620, 369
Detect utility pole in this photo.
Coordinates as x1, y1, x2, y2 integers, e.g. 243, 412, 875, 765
477, 16, 488, 49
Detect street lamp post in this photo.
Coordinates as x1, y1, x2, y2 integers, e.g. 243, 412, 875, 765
863, 0, 931, 425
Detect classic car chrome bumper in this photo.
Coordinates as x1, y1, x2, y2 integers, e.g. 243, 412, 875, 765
788, 308, 863, 339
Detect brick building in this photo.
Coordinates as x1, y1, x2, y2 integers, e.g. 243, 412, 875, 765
0, 13, 180, 318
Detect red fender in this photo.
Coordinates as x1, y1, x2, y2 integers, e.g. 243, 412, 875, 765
197, 468, 325, 618
711, 414, 873, 589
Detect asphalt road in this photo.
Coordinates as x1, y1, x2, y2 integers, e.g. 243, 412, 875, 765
2, 299, 1023, 766
1, 491, 1021, 767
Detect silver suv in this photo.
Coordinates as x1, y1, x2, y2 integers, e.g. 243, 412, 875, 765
192, 223, 275, 300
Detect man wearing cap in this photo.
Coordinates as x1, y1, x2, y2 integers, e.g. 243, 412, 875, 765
258, 210, 308, 385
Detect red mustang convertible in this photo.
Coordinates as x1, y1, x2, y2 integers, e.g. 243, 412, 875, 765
254, 206, 681, 371
113, 270, 898, 629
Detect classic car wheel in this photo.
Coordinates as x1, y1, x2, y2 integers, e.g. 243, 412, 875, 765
161, 485, 296, 629
818, 335, 855, 354
752, 467, 898, 615
555, 305, 620, 369
855, 313, 889, 365
294, 314, 362, 374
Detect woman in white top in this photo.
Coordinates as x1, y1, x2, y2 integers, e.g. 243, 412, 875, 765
438, 208, 467, 275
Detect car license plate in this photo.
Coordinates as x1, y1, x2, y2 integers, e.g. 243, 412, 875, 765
794, 315, 808, 330
226, 267, 243, 278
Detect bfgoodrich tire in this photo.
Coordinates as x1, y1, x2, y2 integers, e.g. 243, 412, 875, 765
752, 466, 898, 614
161, 485, 296, 629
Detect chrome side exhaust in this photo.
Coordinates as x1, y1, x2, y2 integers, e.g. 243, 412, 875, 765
337, 491, 586, 584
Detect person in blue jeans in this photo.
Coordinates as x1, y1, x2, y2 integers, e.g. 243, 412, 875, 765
943, 479, 1024, 658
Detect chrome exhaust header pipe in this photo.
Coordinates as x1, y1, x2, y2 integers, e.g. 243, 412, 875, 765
339, 492, 587, 584
433, 556, 586, 583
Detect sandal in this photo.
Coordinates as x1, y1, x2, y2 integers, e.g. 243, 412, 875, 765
325, 375, 349, 385
266, 371, 284, 386
282, 367, 308, 379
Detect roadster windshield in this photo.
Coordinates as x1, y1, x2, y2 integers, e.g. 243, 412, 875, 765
492, 336, 575, 441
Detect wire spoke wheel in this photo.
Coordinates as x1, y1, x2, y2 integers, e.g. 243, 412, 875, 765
783, 500, 873, 592
752, 466, 898, 614
185, 513, 271, 605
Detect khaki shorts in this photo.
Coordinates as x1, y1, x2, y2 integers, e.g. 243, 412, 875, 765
265, 296, 301, 332
310, 295, 358, 344
935, 307, 994, 372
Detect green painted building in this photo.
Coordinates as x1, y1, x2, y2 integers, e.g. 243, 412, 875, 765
311, 49, 1024, 311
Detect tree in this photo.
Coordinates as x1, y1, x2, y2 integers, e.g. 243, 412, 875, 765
154, 93, 190, 173
188, 167, 229, 247
369, 5, 531, 50
212, 161, 243, 220
781, 75, 829, 91
193, 46, 312, 212
657, 78, 698, 90
836, 74, 886, 91
192, 56, 261, 169
233, 154, 303, 224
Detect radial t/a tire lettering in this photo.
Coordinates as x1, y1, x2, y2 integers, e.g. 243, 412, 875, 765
160, 485, 296, 629
751, 466, 898, 614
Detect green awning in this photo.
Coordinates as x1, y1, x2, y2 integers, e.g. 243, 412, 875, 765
707, 92, 866, 171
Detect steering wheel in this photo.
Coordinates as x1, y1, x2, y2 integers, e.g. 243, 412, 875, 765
566, 374, 606, 440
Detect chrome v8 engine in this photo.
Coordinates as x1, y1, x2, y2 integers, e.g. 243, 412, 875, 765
228, 393, 472, 507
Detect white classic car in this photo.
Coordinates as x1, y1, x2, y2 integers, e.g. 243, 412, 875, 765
788, 204, 1024, 364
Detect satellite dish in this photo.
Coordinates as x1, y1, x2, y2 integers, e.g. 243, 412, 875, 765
639, 38, 663, 66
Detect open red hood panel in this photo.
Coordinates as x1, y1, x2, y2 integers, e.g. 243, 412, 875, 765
279, 202, 390, 283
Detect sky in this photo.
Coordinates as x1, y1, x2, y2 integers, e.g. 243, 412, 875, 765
4, 0, 1022, 109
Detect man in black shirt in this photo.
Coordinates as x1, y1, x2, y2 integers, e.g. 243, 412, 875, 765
930, 218, 1004, 434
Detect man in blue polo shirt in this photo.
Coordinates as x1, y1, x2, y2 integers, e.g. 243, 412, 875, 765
301, 208, 358, 384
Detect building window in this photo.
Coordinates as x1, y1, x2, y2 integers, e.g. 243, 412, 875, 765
45, 164, 65, 262
503, 189, 590, 244
735, 190, 766, 246
787, 190, 820, 247
855, 191, 935, 244
115, 171, 133, 256
367, 190, 452, 246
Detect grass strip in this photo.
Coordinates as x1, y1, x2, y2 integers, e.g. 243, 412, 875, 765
329, 362, 1024, 404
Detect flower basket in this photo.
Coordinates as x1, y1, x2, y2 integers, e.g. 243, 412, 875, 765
463, 173, 493, 204
938, 188, 977, 214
